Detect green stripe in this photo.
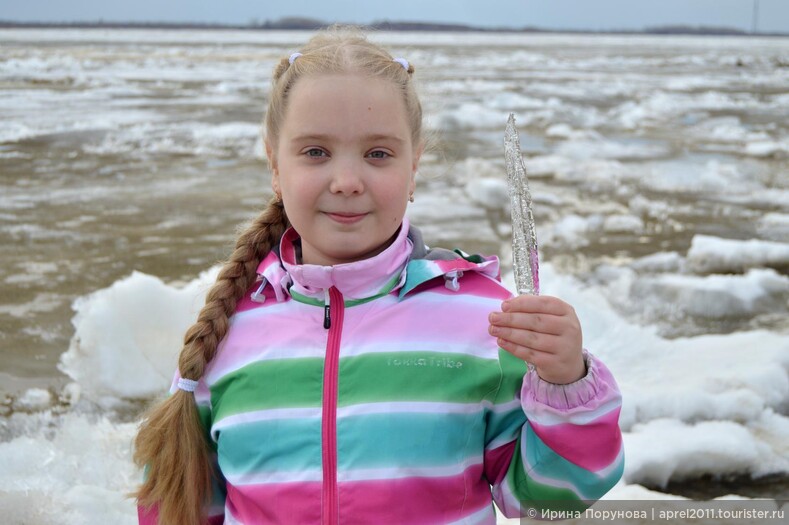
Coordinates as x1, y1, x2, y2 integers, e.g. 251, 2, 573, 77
496, 348, 529, 403
338, 351, 501, 405
197, 404, 217, 451
216, 410, 486, 475
210, 351, 504, 422
484, 404, 525, 448
211, 357, 324, 422
524, 423, 624, 500
289, 273, 402, 307
338, 411, 484, 469
400, 260, 442, 297
506, 425, 623, 512
217, 417, 322, 475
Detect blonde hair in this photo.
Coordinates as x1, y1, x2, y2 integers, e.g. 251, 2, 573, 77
133, 25, 427, 525
265, 25, 424, 154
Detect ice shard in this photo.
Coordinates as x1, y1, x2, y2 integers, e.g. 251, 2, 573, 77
504, 113, 540, 296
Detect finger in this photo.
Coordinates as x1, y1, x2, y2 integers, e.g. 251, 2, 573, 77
496, 338, 552, 368
489, 326, 566, 354
488, 311, 565, 336
502, 295, 571, 316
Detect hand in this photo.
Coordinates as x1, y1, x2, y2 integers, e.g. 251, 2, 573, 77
488, 295, 586, 385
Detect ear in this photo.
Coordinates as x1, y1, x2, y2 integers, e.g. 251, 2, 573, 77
265, 138, 280, 193
410, 143, 423, 194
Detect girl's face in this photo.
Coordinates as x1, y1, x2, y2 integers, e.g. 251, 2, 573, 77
267, 74, 421, 266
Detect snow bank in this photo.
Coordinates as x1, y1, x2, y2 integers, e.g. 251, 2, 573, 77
687, 235, 789, 274
58, 267, 218, 402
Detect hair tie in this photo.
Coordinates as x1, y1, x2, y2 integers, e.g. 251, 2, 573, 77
177, 377, 199, 392
393, 57, 409, 71
289, 52, 303, 65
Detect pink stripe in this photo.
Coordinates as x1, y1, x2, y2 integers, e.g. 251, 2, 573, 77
483, 440, 517, 485
407, 272, 511, 301
226, 467, 493, 524
255, 250, 281, 275
137, 504, 157, 525
226, 482, 323, 524
211, 283, 508, 378
206, 308, 327, 380
428, 272, 511, 300
340, 463, 492, 524
236, 282, 281, 313
433, 257, 498, 276
349, 291, 504, 350
528, 408, 623, 472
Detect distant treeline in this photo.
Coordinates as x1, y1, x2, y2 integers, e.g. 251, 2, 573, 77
1, 17, 787, 37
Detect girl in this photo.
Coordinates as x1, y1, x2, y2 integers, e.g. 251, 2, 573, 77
134, 26, 624, 525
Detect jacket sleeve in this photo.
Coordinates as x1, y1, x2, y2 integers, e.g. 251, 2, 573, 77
137, 382, 227, 524
483, 348, 624, 517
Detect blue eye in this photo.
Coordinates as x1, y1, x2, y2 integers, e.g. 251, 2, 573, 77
368, 150, 390, 159
306, 148, 326, 157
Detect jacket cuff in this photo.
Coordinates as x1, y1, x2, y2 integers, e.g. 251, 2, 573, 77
521, 349, 620, 412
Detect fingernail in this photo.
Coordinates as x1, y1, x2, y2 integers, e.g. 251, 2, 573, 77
501, 301, 510, 312
489, 325, 500, 336
489, 312, 501, 323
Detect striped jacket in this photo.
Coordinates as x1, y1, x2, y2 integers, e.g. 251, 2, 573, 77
139, 217, 624, 524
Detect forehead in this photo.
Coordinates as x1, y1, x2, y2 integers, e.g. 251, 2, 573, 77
281, 74, 411, 144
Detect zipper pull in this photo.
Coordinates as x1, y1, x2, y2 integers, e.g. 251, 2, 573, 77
323, 288, 331, 329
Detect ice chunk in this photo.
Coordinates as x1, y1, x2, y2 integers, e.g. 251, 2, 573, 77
12, 388, 52, 412
58, 267, 219, 401
687, 235, 789, 274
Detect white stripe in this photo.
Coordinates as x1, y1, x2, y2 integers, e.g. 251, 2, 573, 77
211, 407, 322, 440
486, 436, 519, 452
524, 396, 621, 426
206, 344, 324, 384
223, 506, 244, 525
207, 291, 506, 383
518, 425, 624, 499
336, 400, 491, 418
231, 297, 296, 321
338, 339, 499, 360
227, 458, 485, 486
206, 336, 503, 385
227, 468, 323, 485
591, 445, 625, 478
211, 399, 520, 439
494, 478, 523, 517
403, 290, 502, 309
490, 398, 521, 414
336, 456, 483, 482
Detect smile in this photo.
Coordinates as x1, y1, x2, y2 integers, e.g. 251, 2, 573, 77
325, 212, 368, 224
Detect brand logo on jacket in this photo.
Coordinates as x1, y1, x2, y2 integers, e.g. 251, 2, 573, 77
385, 356, 464, 369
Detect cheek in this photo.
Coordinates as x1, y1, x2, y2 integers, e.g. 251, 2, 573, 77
281, 178, 314, 202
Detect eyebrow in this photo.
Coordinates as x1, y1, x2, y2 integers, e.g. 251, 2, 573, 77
290, 133, 406, 144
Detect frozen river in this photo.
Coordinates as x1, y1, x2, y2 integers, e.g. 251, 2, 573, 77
1, 28, 787, 524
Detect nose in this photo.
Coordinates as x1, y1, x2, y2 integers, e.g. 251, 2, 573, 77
328, 156, 364, 196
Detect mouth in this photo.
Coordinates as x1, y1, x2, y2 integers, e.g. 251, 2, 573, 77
324, 211, 368, 224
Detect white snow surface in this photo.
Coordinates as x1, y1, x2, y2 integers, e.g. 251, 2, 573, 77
687, 235, 789, 274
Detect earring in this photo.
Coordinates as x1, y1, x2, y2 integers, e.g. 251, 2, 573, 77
409, 193, 415, 203
274, 192, 282, 203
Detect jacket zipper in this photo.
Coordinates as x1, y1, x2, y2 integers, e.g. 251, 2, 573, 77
322, 286, 343, 525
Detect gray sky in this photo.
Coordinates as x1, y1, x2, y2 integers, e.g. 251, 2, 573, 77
2, 0, 788, 33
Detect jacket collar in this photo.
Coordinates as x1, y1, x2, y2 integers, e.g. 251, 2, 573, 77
253, 217, 501, 304
278, 216, 413, 301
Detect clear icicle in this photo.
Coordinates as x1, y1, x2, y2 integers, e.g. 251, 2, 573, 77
504, 113, 540, 297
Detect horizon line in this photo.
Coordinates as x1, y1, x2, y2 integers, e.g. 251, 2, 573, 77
1, 18, 788, 37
